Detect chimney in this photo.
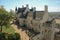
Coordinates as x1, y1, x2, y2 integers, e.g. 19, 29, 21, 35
22, 5, 24, 8
15, 7, 17, 11
45, 5, 48, 13
15, 7, 18, 14
26, 4, 29, 8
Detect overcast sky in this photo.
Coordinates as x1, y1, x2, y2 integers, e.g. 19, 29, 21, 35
0, 0, 60, 12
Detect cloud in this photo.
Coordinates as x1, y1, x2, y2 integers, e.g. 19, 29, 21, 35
36, 6, 44, 11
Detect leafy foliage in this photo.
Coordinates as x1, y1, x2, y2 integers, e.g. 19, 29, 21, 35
0, 6, 12, 26
0, 13, 12, 26
0, 32, 20, 40
0, 5, 12, 32
9, 9, 16, 18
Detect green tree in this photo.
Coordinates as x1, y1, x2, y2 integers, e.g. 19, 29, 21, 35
9, 9, 16, 18
0, 5, 12, 32
9, 9, 16, 21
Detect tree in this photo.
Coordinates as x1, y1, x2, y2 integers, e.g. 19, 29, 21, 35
0, 5, 12, 32
9, 9, 16, 18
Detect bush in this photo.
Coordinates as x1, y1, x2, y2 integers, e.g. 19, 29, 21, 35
0, 32, 8, 40
8, 34, 14, 40
14, 33, 20, 40
0, 32, 20, 40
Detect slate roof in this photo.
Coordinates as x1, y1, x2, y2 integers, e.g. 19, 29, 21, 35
17, 7, 26, 13
46, 17, 55, 23
16, 7, 45, 19
30, 9, 33, 11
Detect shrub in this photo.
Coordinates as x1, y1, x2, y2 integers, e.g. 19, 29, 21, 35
0, 32, 20, 40
14, 33, 20, 40
0, 32, 8, 40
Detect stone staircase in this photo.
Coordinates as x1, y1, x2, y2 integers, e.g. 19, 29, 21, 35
14, 21, 40, 39
25, 29, 40, 38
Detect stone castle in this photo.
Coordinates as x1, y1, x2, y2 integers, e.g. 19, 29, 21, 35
15, 5, 60, 40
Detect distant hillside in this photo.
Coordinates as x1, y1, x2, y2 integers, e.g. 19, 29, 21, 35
49, 12, 60, 17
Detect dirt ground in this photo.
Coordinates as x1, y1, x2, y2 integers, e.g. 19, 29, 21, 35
11, 24, 29, 40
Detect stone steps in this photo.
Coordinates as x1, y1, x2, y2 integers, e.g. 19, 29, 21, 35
26, 29, 40, 38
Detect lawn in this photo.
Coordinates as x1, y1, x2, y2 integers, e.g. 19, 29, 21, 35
0, 25, 15, 34
55, 19, 60, 24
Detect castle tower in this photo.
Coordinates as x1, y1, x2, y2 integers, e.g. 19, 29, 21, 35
45, 5, 48, 13
42, 5, 49, 22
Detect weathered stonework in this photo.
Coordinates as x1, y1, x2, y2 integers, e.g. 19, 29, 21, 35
15, 5, 60, 40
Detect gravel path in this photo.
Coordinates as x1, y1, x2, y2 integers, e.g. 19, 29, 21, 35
11, 24, 29, 40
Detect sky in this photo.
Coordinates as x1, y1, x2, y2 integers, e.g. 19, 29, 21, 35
0, 0, 60, 12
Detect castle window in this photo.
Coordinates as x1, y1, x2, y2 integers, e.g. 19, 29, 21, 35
31, 20, 33, 24
45, 30, 47, 32
37, 38, 39, 39
46, 23, 51, 27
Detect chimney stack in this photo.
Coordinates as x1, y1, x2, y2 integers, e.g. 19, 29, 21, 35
26, 4, 29, 8
22, 5, 24, 8
15, 7, 17, 14
15, 7, 17, 11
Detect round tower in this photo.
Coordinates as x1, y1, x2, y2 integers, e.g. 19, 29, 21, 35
45, 5, 48, 13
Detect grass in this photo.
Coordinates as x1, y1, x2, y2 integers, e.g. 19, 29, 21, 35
55, 19, 60, 24
0, 25, 15, 34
